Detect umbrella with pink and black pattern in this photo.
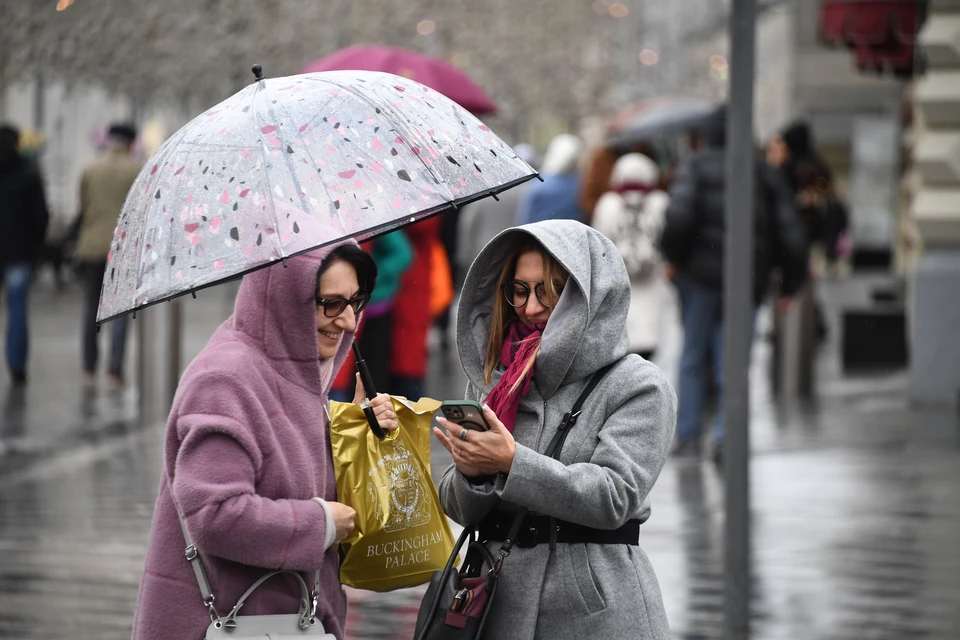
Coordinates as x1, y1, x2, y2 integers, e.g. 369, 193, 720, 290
97, 65, 534, 324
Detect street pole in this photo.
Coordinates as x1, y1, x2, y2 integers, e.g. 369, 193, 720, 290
724, 0, 756, 639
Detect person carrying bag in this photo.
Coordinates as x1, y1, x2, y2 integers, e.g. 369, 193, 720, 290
131, 244, 399, 640
414, 362, 614, 639
426, 221, 677, 639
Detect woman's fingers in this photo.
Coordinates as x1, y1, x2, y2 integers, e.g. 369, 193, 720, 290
432, 426, 455, 454
369, 393, 391, 410
481, 404, 507, 432
371, 401, 399, 431
351, 372, 367, 405
434, 423, 489, 475
436, 416, 464, 442
363, 393, 400, 431
436, 417, 489, 459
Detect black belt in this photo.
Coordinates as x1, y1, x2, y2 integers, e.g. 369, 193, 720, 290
478, 512, 640, 548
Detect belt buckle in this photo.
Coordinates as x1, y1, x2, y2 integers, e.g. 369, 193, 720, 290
515, 523, 539, 548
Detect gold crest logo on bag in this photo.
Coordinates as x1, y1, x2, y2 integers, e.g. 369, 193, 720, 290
369, 440, 432, 533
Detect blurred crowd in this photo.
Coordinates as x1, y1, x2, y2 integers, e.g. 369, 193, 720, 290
320, 102, 849, 466
0, 100, 849, 463
0, 121, 141, 390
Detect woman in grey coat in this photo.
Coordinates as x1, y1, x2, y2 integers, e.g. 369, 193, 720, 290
433, 220, 676, 639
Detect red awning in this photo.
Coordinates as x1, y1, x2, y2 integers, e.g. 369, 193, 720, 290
819, 0, 925, 77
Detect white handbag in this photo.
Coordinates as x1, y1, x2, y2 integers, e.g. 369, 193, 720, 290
175, 508, 336, 639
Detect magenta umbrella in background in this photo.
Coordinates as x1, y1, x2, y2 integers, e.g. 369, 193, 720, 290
302, 45, 497, 115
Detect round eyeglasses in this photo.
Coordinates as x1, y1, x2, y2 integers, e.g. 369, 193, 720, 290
315, 295, 370, 318
502, 280, 564, 309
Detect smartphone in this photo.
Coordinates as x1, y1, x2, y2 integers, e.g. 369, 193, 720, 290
437, 400, 491, 432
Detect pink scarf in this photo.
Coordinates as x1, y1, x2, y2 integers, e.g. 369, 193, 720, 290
484, 322, 541, 433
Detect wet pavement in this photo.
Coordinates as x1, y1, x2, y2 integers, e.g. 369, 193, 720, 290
1, 272, 958, 639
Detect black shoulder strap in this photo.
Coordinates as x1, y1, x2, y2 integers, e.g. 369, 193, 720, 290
544, 361, 617, 550
495, 360, 618, 560
544, 361, 617, 460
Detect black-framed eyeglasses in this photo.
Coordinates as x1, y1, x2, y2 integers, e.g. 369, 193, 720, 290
315, 294, 370, 318
502, 280, 564, 309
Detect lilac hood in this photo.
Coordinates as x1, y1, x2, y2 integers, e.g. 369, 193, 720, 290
132, 244, 355, 640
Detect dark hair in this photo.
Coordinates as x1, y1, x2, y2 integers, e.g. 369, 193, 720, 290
315, 243, 377, 298
108, 123, 137, 142
0, 123, 20, 150
780, 120, 813, 159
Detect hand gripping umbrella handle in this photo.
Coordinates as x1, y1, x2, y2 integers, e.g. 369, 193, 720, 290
351, 342, 386, 440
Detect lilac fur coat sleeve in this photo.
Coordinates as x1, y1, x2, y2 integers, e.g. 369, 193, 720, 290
173, 432, 329, 571
170, 371, 332, 572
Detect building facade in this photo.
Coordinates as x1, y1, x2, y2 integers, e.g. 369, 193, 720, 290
910, 0, 960, 405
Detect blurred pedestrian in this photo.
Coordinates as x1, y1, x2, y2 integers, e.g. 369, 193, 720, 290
767, 120, 848, 341
579, 145, 619, 222
516, 134, 584, 225
661, 108, 808, 465
75, 123, 142, 389
390, 216, 443, 400
0, 123, 50, 386
132, 243, 398, 640
330, 230, 413, 402
434, 220, 675, 639
456, 143, 538, 286
768, 121, 830, 192
592, 153, 670, 360
768, 120, 849, 265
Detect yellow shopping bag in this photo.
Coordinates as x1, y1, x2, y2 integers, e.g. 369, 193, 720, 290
329, 397, 456, 592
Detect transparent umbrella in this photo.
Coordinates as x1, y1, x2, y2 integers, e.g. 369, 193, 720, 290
98, 65, 535, 325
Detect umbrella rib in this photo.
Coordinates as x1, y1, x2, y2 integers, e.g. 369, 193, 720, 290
304, 75, 457, 205
249, 81, 288, 263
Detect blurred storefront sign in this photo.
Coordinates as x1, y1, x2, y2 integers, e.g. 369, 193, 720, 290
819, 0, 928, 77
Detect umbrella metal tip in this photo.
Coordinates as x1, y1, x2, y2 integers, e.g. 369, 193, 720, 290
252, 64, 264, 81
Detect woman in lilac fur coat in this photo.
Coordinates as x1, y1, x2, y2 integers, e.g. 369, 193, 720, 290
131, 242, 398, 640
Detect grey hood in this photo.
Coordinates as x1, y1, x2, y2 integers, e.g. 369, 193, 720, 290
457, 220, 629, 399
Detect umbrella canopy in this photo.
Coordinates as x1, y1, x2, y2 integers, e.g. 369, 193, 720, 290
302, 45, 497, 115
98, 68, 533, 324
607, 97, 719, 148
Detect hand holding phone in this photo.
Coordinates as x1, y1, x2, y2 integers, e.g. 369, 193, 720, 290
437, 400, 491, 432
433, 402, 516, 475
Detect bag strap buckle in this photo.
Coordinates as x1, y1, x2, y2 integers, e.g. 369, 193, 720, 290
203, 595, 219, 624
560, 409, 581, 430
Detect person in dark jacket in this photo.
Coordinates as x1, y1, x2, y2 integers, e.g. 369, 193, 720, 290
660, 108, 807, 465
768, 120, 848, 343
768, 120, 849, 262
0, 124, 50, 386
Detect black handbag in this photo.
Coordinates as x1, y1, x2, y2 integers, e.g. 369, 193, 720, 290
412, 363, 614, 640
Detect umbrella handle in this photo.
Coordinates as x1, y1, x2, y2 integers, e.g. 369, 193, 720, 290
351, 342, 386, 440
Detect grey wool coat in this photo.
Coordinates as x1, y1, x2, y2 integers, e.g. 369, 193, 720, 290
438, 220, 677, 639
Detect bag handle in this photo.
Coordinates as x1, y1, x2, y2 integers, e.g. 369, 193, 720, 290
221, 570, 314, 631
174, 505, 322, 627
